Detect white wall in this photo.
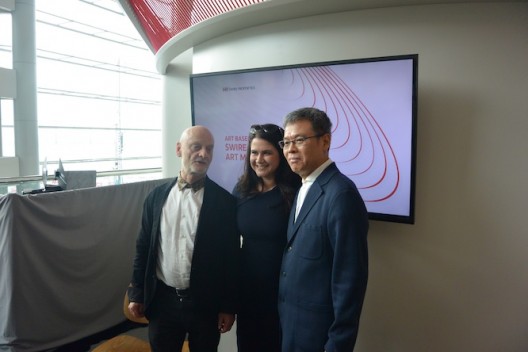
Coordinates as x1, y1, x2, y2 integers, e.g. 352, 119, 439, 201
161, 48, 193, 178
163, 2, 528, 351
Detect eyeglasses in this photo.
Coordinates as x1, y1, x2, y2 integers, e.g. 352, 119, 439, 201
278, 134, 324, 149
249, 124, 284, 136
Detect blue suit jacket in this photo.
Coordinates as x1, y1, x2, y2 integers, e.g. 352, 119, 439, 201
278, 163, 369, 352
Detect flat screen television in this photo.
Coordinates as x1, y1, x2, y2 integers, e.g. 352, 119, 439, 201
190, 54, 417, 224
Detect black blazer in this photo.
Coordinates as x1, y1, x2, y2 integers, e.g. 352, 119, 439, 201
128, 176, 239, 315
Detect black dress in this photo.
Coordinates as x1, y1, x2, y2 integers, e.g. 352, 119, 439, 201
235, 187, 290, 352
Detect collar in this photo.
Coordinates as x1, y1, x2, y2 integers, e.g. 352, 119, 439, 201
302, 159, 333, 184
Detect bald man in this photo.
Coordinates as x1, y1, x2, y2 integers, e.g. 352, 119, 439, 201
128, 126, 239, 352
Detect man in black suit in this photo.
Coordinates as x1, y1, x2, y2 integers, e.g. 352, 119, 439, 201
127, 126, 239, 352
278, 107, 369, 352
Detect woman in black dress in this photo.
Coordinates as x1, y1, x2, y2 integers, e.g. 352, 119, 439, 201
233, 123, 301, 352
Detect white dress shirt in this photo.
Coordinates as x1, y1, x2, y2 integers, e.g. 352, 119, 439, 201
156, 183, 204, 289
295, 159, 333, 221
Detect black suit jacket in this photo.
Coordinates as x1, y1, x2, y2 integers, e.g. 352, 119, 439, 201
128, 176, 239, 315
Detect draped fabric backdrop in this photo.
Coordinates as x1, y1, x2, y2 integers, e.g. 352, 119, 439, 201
0, 179, 169, 352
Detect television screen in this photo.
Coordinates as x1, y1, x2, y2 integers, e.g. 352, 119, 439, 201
190, 54, 417, 224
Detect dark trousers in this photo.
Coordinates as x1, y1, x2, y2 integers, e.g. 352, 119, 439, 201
147, 282, 220, 352
236, 311, 281, 352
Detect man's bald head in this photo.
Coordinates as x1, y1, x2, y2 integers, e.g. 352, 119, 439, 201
177, 125, 214, 183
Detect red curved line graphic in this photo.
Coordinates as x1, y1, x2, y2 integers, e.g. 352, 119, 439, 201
288, 66, 401, 203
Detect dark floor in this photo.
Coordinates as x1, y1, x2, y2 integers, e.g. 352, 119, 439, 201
43, 320, 147, 352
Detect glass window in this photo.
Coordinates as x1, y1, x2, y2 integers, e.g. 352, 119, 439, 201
0, 98, 14, 156
35, 0, 161, 175
0, 12, 12, 69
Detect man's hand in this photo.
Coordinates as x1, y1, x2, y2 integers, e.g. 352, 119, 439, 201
128, 302, 145, 318
217, 313, 235, 333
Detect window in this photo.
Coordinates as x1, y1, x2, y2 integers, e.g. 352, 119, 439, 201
0, 98, 14, 156
35, 0, 162, 183
0, 12, 12, 68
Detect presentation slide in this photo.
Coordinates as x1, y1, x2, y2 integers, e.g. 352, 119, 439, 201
191, 55, 416, 223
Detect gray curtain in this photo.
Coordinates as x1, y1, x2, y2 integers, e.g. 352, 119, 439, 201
0, 179, 170, 352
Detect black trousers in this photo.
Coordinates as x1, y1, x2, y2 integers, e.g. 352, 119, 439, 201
147, 282, 220, 352
236, 310, 281, 352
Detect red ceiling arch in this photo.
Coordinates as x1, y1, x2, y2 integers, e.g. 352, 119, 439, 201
126, 0, 265, 52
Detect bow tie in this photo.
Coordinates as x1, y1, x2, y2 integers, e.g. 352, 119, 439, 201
177, 177, 205, 192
